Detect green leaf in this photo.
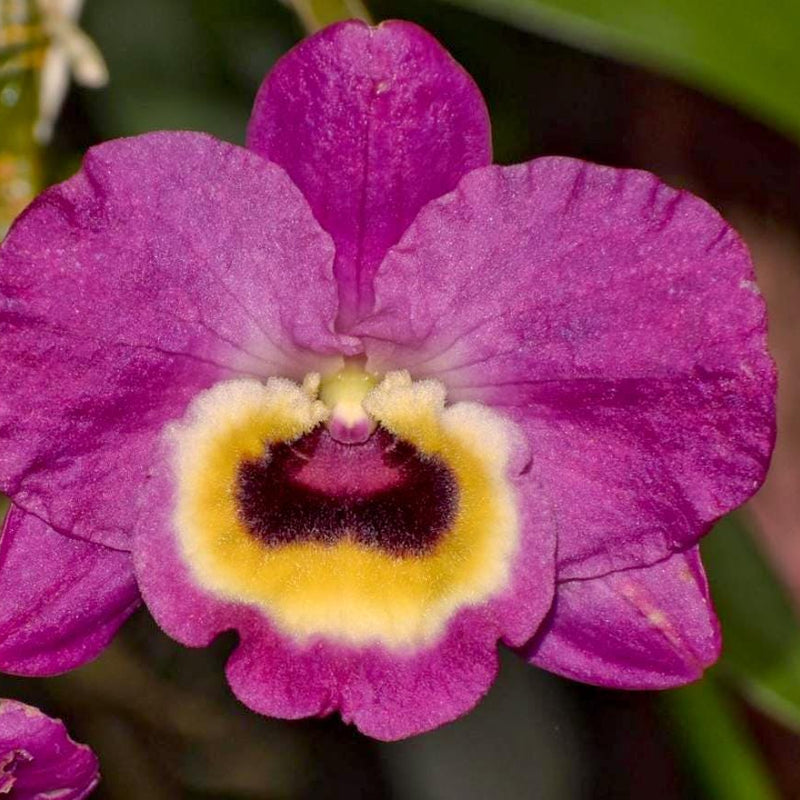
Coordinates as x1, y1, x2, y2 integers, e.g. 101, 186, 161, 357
80, 0, 298, 145
663, 678, 780, 800
439, 0, 800, 142
288, 0, 372, 32
703, 516, 800, 733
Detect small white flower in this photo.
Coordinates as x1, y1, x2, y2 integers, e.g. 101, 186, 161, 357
35, 0, 107, 142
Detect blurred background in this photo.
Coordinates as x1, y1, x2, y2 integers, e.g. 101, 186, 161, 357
2, 0, 800, 797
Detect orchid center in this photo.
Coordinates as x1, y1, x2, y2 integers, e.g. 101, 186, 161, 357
318, 362, 379, 444
168, 370, 520, 649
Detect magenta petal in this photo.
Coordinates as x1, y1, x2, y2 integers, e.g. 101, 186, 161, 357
0, 131, 348, 549
0, 700, 99, 799
525, 548, 719, 688
359, 158, 775, 578
247, 20, 491, 326
0, 506, 139, 676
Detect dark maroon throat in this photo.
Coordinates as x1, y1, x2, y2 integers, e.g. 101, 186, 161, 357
235, 427, 458, 556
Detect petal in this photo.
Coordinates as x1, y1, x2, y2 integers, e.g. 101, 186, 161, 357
525, 548, 720, 688
357, 158, 775, 578
246, 20, 491, 326
0, 699, 99, 799
225, 611, 499, 741
134, 433, 554, 740
0, 505, 139, 676
0, 131, 351, 549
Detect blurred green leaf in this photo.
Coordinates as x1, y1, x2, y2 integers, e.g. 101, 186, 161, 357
663, 678, 780, 800
440, 0, 800, 142
703, 516, 800, 733
289, 0, 372, 30
80, 0, 299, 144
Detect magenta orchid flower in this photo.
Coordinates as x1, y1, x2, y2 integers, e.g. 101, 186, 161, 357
0, 20, 775, 740
0, 700, 99, 799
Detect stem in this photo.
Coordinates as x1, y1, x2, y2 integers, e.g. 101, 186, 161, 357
288, 0, 372, 34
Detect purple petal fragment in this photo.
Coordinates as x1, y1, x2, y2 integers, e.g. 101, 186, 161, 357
0, 505, 139, 676
0, 131, 349, 549
247, 20, 492, 326
358, 158, 775, 579
0, 699, 99, 799
525, 547, 720, 688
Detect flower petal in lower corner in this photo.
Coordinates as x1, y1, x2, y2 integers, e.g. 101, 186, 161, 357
0, 505, 140, 676
524, 547, 720, 688
0, 699, 99, 799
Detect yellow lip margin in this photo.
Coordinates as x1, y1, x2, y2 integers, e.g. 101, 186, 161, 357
169, 372, 519, 651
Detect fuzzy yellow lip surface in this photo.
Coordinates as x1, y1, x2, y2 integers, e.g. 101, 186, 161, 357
169, 370, 520, 651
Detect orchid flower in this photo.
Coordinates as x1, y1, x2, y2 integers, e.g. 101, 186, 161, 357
0, 699, 98, 798
0, 20, 775, 739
